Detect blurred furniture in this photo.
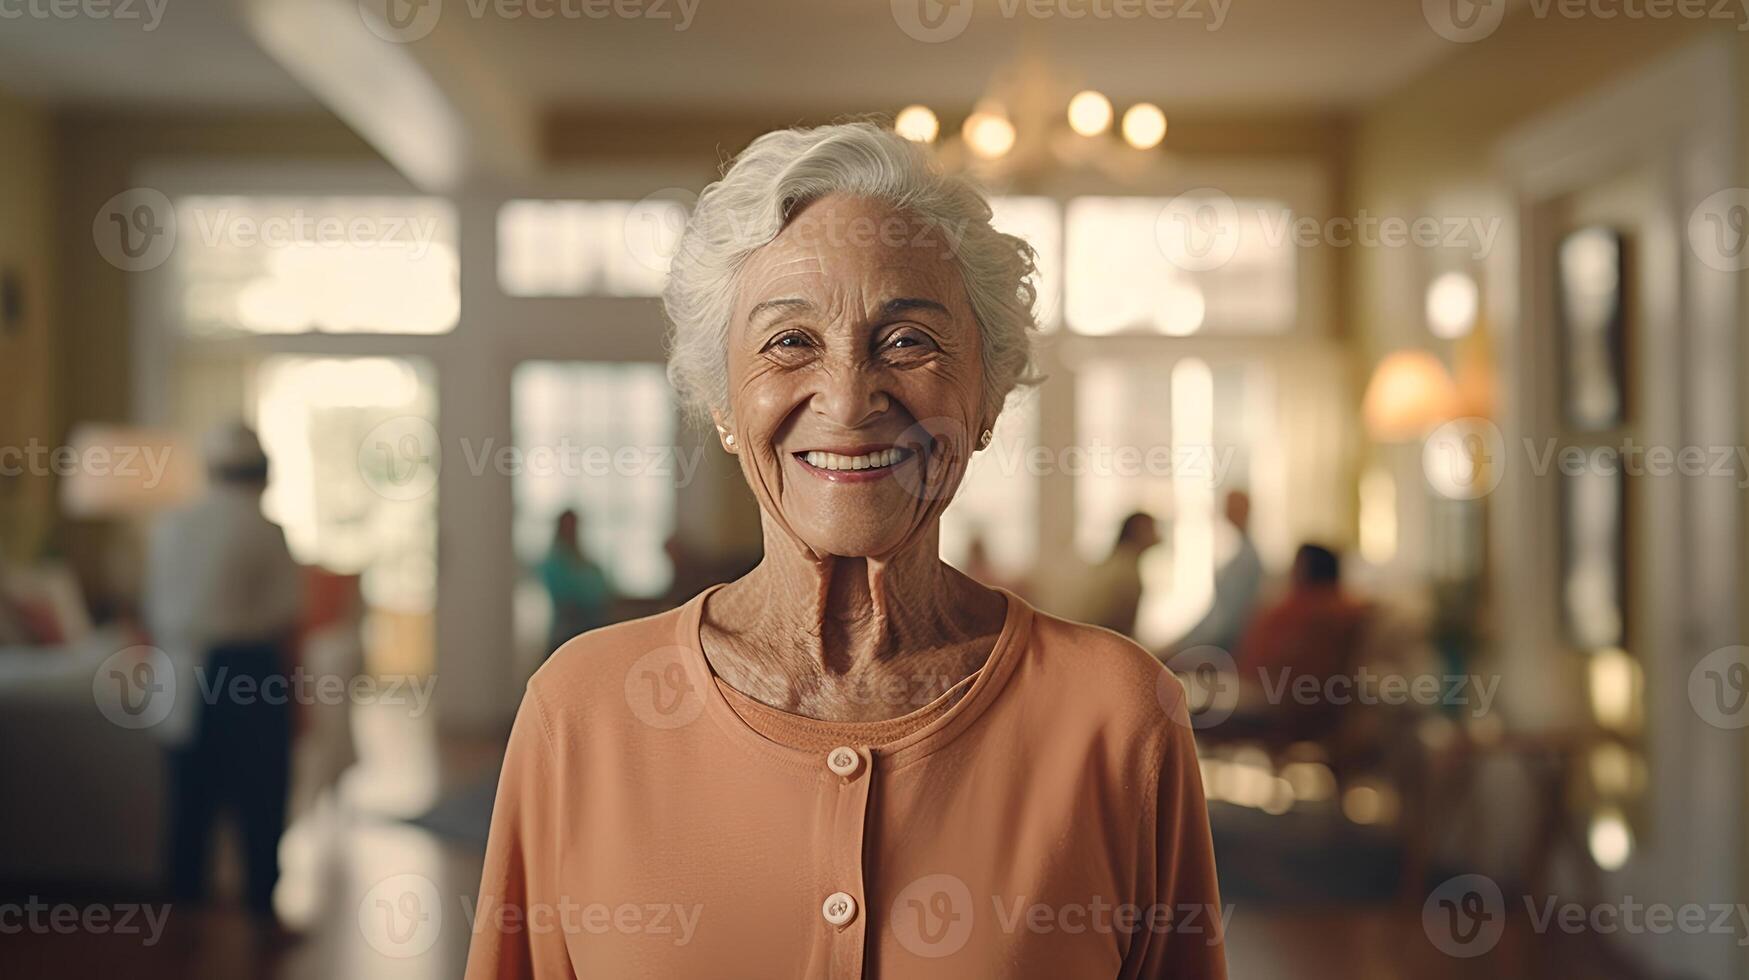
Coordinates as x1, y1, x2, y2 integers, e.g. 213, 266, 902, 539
0, 626, 166, 890
1198, 601, 1402, 785
0, 563, 92, 647
1406, 723, 1611, 904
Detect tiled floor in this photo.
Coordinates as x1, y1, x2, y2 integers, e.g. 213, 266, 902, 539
0, 706, 1645, 980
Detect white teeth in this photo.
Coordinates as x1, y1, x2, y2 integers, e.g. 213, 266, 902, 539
802, 448, 909, 471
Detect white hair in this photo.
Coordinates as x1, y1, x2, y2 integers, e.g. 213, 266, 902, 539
662, 120, 1039, 424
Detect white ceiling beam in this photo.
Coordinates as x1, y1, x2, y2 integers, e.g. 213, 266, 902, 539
239, 0, 539, 192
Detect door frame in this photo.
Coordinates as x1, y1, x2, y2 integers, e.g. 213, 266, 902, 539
1494, 34, 1742, 980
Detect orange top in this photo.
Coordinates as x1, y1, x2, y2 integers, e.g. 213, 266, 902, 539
465, 585, 1227, 979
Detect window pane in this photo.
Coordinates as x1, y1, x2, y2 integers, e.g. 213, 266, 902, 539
1075, 358, 1272, 647
511, 361, 678, 599
988, 196, 1062, 329
498, 200, 595, 296
1065, 196, 1295, 336
175, 196, 458, 336
941, 395, 1039, 580
254, 355, 438, 677
497, 199, 686, 297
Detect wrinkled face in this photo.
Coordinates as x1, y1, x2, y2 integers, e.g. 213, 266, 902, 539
719, 194, 989, 559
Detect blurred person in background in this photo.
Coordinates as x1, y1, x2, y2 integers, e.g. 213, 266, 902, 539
468, 122, 1224, 978
538, 508, 612, 655
1233, 543, 1371, 742
1170, 490, 1263, 656
145, 421, 304, 935
1072, 510, 1160, 638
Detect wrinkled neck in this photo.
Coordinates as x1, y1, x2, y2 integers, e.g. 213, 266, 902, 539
733, 514, 969, 672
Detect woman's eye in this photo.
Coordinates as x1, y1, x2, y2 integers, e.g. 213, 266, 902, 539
884, 330, 933, 352
766, 332, 811, 351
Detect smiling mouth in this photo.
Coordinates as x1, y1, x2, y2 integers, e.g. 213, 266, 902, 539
794, 446, 916, 481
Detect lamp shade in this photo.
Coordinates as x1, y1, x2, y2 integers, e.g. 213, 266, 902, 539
1362, 350, 1461, 442
58, 424, 202, 519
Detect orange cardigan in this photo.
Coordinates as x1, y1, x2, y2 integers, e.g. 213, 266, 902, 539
466, 585, 1227, 979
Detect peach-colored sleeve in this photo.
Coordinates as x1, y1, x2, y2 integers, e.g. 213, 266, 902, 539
1123, 701, 1228, 979
464, 684, 577, 980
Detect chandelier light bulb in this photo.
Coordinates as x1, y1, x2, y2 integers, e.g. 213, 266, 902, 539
894, 104, 940, 143
964, 110, 1016, 159
1122, 102, 1168, 149
1067, 90, 1113, 137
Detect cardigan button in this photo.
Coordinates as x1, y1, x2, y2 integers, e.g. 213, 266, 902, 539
822, 891, 858, 926
827, 746, 861, 778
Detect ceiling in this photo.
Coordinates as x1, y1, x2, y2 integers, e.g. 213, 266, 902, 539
0, 0, 1457, 114
457, 0, 1452, 113
0, 0, 314, 109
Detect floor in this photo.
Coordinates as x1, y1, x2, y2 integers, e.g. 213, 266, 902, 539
1, 867, 1644, 979
0, 706, 1645, 980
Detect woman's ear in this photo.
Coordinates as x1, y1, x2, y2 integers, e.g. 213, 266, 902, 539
710, 410, 737, 454
972, 411, 995, 451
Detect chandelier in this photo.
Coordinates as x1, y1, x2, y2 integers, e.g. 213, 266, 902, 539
893, 49, 1170, 186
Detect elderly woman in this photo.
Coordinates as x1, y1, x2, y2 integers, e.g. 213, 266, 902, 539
467, 122, 1225, 979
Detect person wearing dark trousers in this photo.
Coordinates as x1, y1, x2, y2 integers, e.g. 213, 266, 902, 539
146, 421, 305, 937
166, 638, 294, 919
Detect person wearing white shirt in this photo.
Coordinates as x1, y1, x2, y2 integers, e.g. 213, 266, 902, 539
1172, 490, 1264, 656
145, 421, 303, 925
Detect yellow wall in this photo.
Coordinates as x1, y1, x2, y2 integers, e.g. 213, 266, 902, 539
0, 92, 58, 561
1352, 14, 1748, 978
1351, 11, 1708, 358
48, 110, 379, 598
53, 111, 379, 424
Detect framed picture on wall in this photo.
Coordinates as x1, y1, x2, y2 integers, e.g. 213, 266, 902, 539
1556, 226, 1627, 431
1560, 466, 1625, 650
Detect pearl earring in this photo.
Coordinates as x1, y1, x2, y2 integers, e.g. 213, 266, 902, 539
723, 432, 737, 450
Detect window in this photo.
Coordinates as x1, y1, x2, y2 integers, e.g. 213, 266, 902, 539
941, 394, 1040, 578
511, 361, 678, 598
1075, 357, 1276, 648
253, 355, 439, 677
497, 199, 687, 297
1064, 196, 1296, 336
988, 196, 1063, 328
175, 196, 458, 336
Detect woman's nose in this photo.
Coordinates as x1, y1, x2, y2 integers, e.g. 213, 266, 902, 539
810, 362, 891, 429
